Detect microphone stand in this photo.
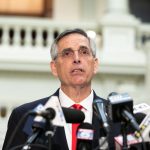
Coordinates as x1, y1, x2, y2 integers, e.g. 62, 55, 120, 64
45, 119, 55, 150
22, 117, 55, 150
21, 130, 41, 150
121, 123, 128, 150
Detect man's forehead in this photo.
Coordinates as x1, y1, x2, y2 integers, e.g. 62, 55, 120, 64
57, 33, 90, 47
57, 37, 90, 51
58, 33, 88, 42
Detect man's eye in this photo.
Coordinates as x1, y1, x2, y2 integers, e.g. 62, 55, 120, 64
62, 50, 72, 56
81, 49, 90, 55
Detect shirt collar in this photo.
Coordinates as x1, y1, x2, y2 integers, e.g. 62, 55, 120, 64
59, 88, 93, 112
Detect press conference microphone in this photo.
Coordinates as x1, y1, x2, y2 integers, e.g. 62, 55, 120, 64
134, 112, 146, 125
123, 112, 146, 134
31, 96, 85, 130
30, 107, 56, 119
30, 107, 85, 125
107, 92, 140, 132
23, 97, 85, 149
63, 107, 85, 123
76, 122, 94, 150
93, 98, 110, 134
115, 112, 150, 150
135, 112, 150, 141
134, 103, 150, 115
31, 106, 85, 123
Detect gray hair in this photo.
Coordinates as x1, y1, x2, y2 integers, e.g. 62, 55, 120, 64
50, 28, 96, 60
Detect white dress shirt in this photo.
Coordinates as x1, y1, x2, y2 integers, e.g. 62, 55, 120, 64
59, 89, 93, 150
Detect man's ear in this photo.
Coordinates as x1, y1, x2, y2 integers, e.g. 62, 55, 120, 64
94, 58, 99, 74
50, 61, 58, 77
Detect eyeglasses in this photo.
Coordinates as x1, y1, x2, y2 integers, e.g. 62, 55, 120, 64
55, 46, 93, 59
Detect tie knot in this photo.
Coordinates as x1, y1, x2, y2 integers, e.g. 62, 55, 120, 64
72, 104, 82, 110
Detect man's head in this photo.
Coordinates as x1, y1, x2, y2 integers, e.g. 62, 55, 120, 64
50, 28, 96, 60
50, 28, 98, 89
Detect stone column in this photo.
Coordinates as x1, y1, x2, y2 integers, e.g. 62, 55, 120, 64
107, 0, 129, 14
100, 0, 140, 53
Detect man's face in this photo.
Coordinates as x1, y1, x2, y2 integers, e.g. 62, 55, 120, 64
50, 33, 98, 87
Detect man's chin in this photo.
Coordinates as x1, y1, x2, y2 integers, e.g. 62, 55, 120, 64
71, 81, 88, 87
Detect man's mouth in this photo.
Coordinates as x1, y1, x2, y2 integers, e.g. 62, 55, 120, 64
71, 68, 84, 73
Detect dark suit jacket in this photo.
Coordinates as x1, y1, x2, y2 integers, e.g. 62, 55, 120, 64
2, 89, 121, 150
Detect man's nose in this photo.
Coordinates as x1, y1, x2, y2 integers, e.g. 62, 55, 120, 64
73, 51, 81, 64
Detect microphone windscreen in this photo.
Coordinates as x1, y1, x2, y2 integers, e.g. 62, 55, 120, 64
76, 123, 94, 150
126, 112, 146, 133
77, 122, 94, 140
134, 112, 146, 125
62, 107, 85, 123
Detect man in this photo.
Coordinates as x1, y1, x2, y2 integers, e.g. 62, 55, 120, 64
3, 28, 120, 150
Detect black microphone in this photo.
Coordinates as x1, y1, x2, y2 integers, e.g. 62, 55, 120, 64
31, 105, 85, 130
93, 98, 110, 134
30, 107, 56, 120
134, 112, 146, 125
76, 122, 94, 150
63, 107, 85, 123
126, 112, 146, 133
115, 112, 149, 150
30, 107, 85, 124
107, 92, 140, 132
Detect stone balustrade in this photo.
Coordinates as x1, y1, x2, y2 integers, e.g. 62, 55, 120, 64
0, 16, 98, 48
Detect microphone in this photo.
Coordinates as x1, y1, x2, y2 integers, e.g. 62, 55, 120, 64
30, 107, 56, 120
134, 103, 150, 115
76, 122, 94, 150
134, 112, 146, 125
115, 112, 150, 150
31, 106, 85, 123
124, 112, 147, 133
93, 98, 110, 134
107, 92, 140, 132
31, 96, 85, 130
62, 107, 85, 123
135, 112, 150, 141
23, 96, 85, 149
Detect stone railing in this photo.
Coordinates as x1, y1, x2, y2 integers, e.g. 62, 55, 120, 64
0, 16, 150, 74
0, 16, 101, 72
0, 16, 98, 48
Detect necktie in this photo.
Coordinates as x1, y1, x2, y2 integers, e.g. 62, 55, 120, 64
71, 104, 83, 150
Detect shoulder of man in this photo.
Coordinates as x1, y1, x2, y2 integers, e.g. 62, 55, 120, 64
13, 88, 60, 114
